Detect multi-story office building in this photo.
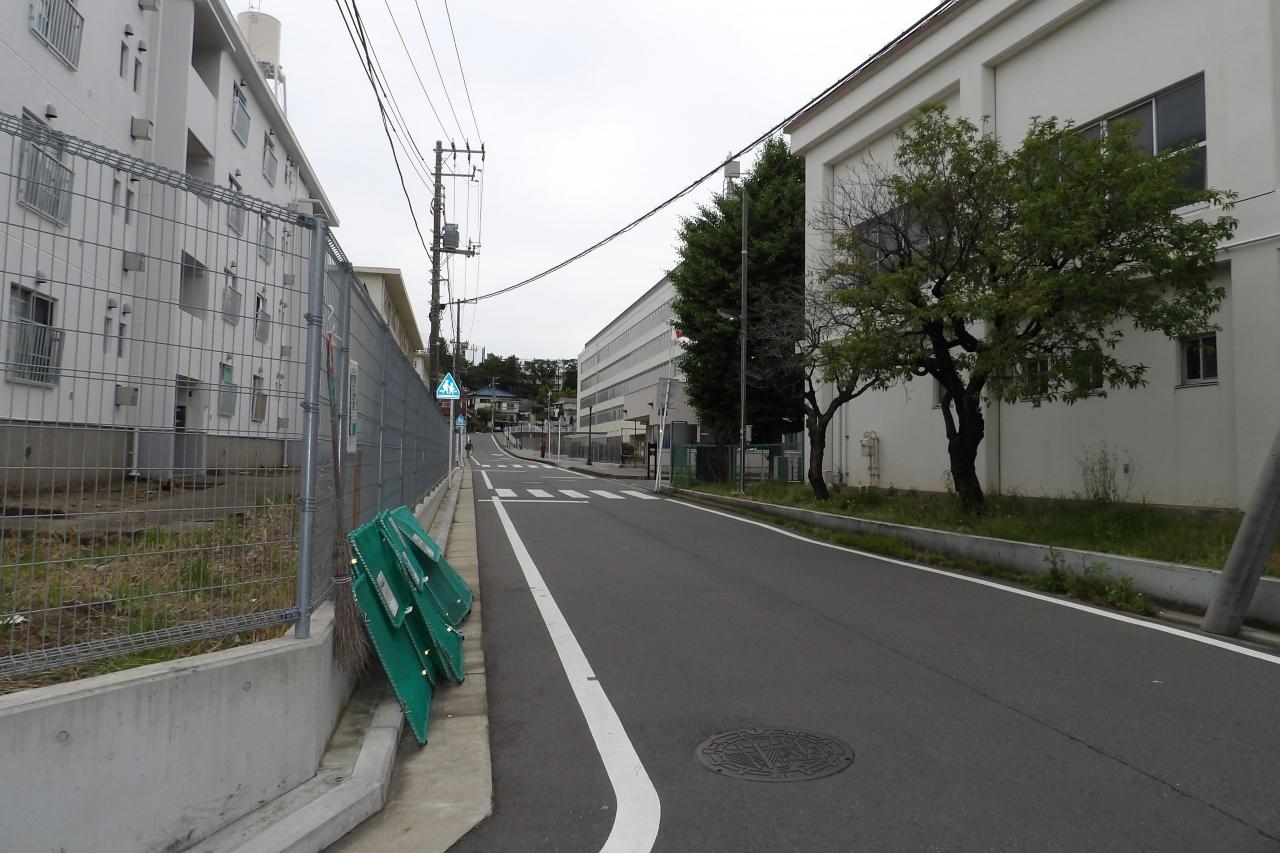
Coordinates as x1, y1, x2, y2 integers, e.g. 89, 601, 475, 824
1, 1, 338, 484
788, 0, 1280, 508
577, 275, 696, 456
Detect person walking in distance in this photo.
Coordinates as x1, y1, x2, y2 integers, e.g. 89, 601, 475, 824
540, 439, 547, 459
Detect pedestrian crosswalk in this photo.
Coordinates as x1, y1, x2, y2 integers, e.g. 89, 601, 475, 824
479, 463, 555, 469
490, 487, 660, 502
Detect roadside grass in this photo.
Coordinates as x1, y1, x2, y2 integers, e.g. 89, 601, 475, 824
687, 480, 1277, 576
694, 502, 1158, 617
0, 504, 300, 690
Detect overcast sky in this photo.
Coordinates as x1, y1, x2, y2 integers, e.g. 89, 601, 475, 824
230, 0, 940, 362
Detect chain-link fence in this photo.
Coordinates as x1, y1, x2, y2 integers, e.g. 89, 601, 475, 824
0, 113, 448, 679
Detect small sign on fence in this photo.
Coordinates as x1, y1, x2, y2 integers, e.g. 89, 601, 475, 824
348, 360, 359, 454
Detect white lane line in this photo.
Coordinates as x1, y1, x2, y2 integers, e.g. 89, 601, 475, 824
493, 499, 586, 504
590, 490, 624, 500
673, 499, 1280, 667
481, 469, 493, 490
559, 490, 589, 499
496, 464, 509, 468
619, 490, 659, 501
495, 488, 516, 498
528, 489, 553, 498
481, 464, 491, 468
491, 500, 661, 851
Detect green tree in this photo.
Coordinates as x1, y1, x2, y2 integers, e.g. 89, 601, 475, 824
818, 106, 1236, 512
672, 137, 805, 464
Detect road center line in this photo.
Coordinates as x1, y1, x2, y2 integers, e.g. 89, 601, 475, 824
491, 499, 661, 852
672, 499, 1280, 667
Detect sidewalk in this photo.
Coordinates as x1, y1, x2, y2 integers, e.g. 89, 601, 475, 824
499, 441, 652, 480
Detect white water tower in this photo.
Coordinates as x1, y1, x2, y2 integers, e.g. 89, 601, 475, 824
236, 11, 288, 111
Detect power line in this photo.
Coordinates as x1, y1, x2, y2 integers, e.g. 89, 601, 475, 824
463, 0, 962, 305
381, 0, 453, 142
336, 0, 433, 258
409, 0, 467, 142
441, 0, 482, 141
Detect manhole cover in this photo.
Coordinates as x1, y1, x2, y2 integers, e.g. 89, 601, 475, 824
696, 728, 854, 782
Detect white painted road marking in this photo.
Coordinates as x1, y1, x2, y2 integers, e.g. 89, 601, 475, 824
491, 499, 661, 852
590, 490, 624, 500
619, 490, 659, 500
481, 470, 493, 490
559, 490, 588, 499
495, 488, 516, 498
528, 489, 553, 498
675, 500, 1280, 667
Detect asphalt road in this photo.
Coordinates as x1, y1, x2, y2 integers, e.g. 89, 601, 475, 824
452, 434, 1280, 852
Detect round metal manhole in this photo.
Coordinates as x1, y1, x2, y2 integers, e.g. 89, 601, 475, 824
696, 728, 855, 782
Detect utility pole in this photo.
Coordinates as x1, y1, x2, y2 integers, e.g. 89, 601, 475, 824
429, 140, 484, 386
739, 182, 748, 494
453, 300, 463, 466
429, 141, 443, 384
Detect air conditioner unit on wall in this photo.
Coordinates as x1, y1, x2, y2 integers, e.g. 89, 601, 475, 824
115, 385, 140, 407
139, 0, 159, 11
130, 117, 153, 140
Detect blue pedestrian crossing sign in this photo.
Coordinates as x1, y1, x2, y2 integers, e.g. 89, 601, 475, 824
455, 415, 466, 428
435, 373, 461, 400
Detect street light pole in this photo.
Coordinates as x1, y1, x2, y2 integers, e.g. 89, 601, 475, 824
738, 179, 748, 494
586, 404, 593, 465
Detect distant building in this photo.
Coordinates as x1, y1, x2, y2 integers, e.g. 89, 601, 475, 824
353, 267, 427, 381
468, 386, 521, 428
577, 274, 697, 454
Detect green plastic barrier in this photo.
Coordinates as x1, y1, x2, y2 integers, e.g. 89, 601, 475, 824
348, 521, 448, 685
387, 506, 473, 622
350, 559, 434, 745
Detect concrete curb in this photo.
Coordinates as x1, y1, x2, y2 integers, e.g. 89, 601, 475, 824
670, 487, 1280, 630
192, 469, 467, 853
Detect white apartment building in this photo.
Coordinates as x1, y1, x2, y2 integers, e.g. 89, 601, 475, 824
577, 274, 697, 452
354, 267, 428, 381
1, 0, 338, 485
787, 0, 1280, 508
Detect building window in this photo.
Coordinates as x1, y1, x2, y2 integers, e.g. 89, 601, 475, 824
253, 292, 271, 343
133, 57, 142, 93
30, 0, 85, 69
217, 361, 238, 417
1084, 76, 1206, 191
119, 42, 129, 78
257, 217, 274, 264
179, 254, 208, 319
16, 112, 73, 226
1023, 357, 1049, 398
124, 186, 136, 224
222, 272, 241, 324
231, 84, 250, 146
6, 283, 63, 386
227, 176, 245, 235
117, 317, 127, 357
1181, 333, 1218, 385
262, 133, 278, 185
103, 315, 112, 353
251, 373, 268, 422
111, 177, 121, 214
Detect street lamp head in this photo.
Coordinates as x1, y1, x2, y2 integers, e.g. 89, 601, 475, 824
716, 308, 738, 322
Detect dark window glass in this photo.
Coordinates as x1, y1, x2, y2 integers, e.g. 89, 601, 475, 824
1184, 339, 1201, 381
1202, 334, 1218, 379
1175, 145, 1207, 192
1156, 77, 1206, 151
1113, 102, 1154, 155
1077, 122, 1102, 141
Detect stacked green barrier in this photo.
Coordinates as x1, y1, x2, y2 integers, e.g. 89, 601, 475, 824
346, 507, 472, 746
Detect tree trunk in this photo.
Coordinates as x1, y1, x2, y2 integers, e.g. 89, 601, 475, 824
806, 410, 832, 500
947, 397, 986, 513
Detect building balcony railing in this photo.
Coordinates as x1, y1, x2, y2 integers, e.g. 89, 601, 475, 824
29, 0, 84, 70
4, 319, 64, 386
17, 136, 73, 225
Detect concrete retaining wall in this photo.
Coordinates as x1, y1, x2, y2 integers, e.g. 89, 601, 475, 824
0, 420, 128, 495
0, 471, 455, 853
0, 604, 354, 853
678, 490, 1280, 629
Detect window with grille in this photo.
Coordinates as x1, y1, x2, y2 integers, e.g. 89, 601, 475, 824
254, 292, 271, 342
217, 361, 238, 417
6, 283, 63, 386
30, 0, 84, 69
231, 84, 250, 145
251, 374, 268, 422
222, 273, 241, 324
16, 113, 73, 226
262, 133, 278, 185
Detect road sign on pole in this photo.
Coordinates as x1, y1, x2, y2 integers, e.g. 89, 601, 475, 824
436, 373, 461, 400
455, 415, 466, 428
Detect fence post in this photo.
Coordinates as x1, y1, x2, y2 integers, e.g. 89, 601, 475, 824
337, 263, 353, 525
295, 214, 328, 640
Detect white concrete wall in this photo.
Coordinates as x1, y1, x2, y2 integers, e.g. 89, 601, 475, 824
0, 604, 355, 853
791, 0, 1280, 507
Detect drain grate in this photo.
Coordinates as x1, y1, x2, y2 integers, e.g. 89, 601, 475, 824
696, 728, 854, 782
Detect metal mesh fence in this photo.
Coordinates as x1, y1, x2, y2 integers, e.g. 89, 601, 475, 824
0, 113, 448, 679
